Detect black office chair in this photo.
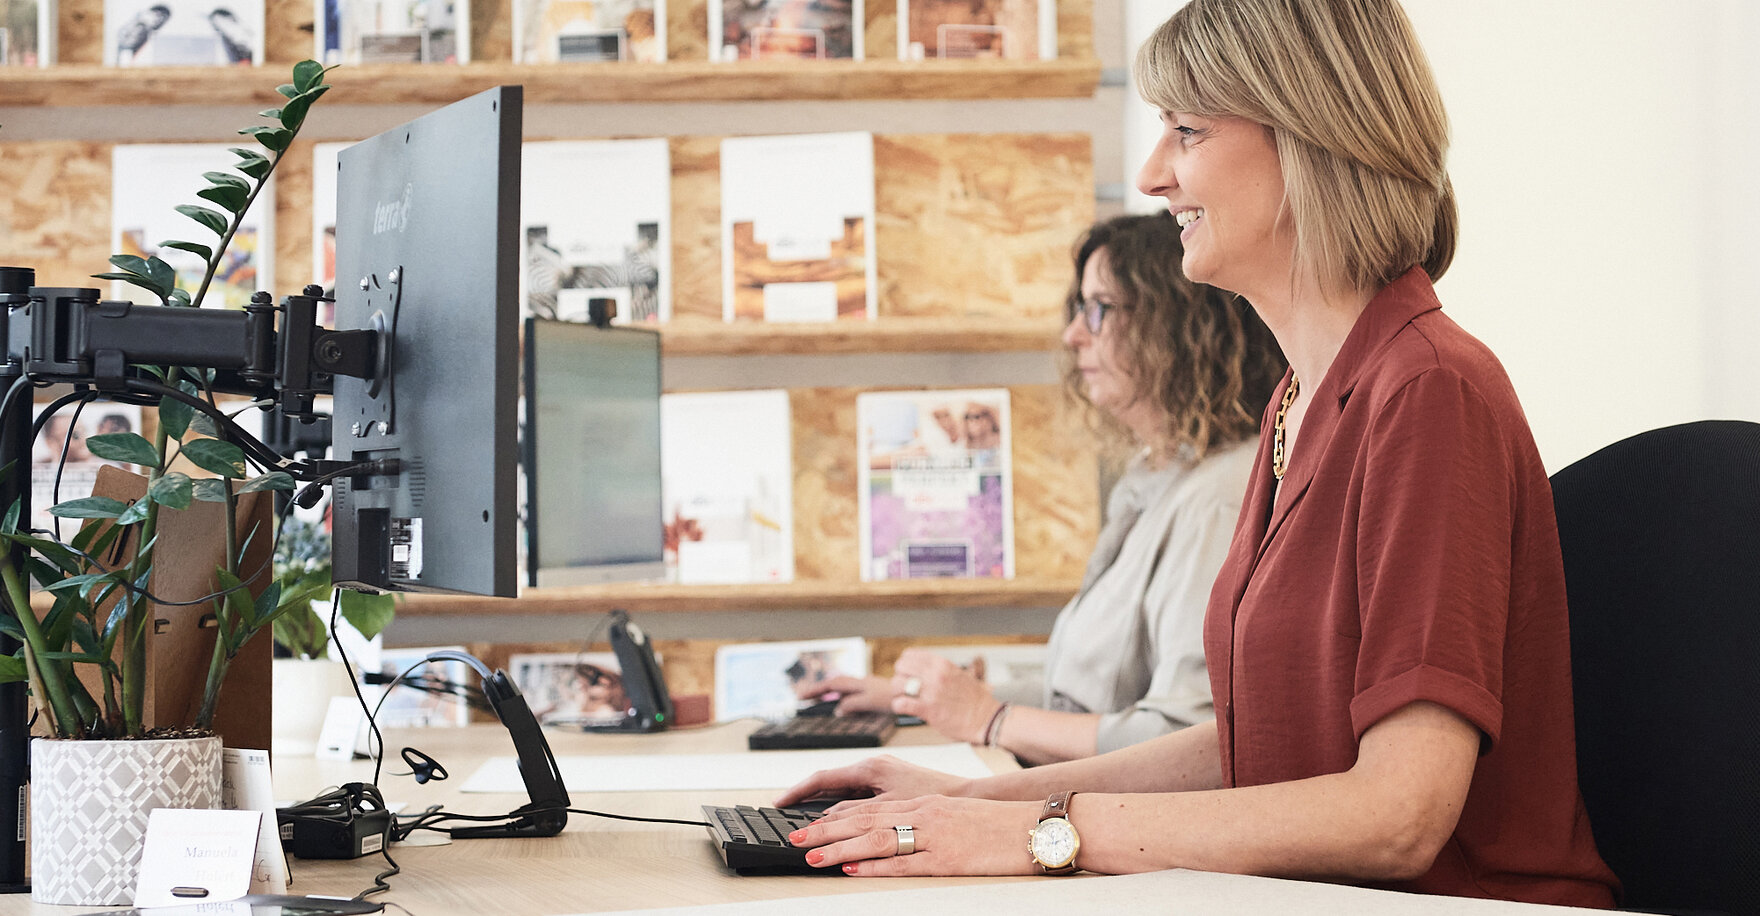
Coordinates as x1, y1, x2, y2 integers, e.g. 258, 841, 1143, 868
1551, 420, 1760, 916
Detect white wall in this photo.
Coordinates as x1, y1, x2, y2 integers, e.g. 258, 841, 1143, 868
1122, 0, 1760, 471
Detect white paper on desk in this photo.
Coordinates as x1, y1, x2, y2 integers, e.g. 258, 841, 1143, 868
132, 808, 261, 907
461, 743, 992, 794
221, 747, 288, 894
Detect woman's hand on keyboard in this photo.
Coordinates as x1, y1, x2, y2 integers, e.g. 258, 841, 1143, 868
798, 675, 892, 713
773, 753, 973, 811
785, 794, 1041, 876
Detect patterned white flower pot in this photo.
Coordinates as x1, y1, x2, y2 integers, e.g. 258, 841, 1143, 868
30, 735, 223, 905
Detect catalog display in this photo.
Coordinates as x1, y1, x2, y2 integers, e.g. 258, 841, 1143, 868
897, 0, 1053, 59
509, 651, 637, 727
513, 0, 663, 62
1, 0, 53, 66
714, 636, 868, 721
709, 0, 859, 60
523, 138, 672, 324
29, 403, 143, 538
112, 144, 274, 311
660, 389, 793, 585
857, 388, 1014, 580
104, 0, 262, 65
720, 132, 876, 322
311, 141, 348, 311
317, 0, 468, 64
371, 646, 474, 728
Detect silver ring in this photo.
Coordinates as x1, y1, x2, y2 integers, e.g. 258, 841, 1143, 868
902, 676, 922, 698
893, 824, 916, 856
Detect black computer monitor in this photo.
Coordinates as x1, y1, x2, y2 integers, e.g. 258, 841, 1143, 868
522, 317, 665, 587
329, 86, 522, 597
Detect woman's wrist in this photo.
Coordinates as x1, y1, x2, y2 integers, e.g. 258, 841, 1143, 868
980, 701, 1013, 747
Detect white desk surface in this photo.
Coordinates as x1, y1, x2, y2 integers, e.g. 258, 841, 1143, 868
0, 722, 1603, 915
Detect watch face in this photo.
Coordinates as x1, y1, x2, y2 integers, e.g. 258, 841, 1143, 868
1031, 816, 1078, 868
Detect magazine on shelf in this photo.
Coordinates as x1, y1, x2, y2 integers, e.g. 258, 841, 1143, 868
857, 388, 1014, 581
103, 0, 262, 65
1, 0, 53, 66
709, 0, 860, 60
316, 0, 468, 64
112, 143, 274, 312
660, 389, 793, 585
311, 141, 350, 320
513, 0, 663, 62
371, 646, 474, 728
720, 132, 876, 322
897, 0, 1053, 59
522, 138, 672, 324
28, 403, 143, 540
714, 636, 868, 721
509, 651, 645, 727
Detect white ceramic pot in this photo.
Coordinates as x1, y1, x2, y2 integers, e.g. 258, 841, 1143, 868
272, 657, 358, 757
30, 734, 223, 905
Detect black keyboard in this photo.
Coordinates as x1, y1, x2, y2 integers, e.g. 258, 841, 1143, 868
746, 712, 897, 750
702, 801, 839, 873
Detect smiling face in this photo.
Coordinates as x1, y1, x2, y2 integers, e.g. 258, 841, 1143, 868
1136, 113, 1293, 301
1061, 246, 1140, 423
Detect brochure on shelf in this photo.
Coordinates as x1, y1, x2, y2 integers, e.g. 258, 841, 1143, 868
316, 0, 468, 64
1, 0, 54, 66
513, 0, 663, 63
857, 388, 1014, 581
708, 0, 860, 60
371, 645, 475, 728
29, 402, 143, 540
112, 143, 274, 311
897, 0, 1054, 59
720, 132, 877, 322
660, 389, 794, 585
310, 141, 350, 316
103, 0, 262, 65
508, 651, 642, 728
522, 138, 672, 324
714, 636, 868, 721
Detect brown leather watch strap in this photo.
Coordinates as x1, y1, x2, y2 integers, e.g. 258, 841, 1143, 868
1042, 790, 1074, 821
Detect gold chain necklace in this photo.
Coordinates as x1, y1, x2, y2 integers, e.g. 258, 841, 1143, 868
1273, 375, 1300, 481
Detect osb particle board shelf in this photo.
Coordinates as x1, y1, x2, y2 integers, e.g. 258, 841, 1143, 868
397, 577, 1081, 617
658, 316, 1066, 356
0, 59, 1101, 108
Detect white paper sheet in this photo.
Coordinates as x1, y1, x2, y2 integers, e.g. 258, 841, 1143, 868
460, 743, 992, 794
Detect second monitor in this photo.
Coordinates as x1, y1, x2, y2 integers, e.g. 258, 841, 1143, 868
522, 317, 665, 587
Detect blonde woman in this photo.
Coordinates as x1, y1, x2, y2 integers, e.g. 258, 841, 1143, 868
777, 0, 1619, 905
807, 213, 1283, 765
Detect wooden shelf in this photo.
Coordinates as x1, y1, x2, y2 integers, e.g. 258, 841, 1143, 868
397, 577, 1080, 617
658, 316, 1065, 356
1, 59, 1101, 108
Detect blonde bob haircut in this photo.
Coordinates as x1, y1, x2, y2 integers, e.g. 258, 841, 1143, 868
1135, 0, 1456, 291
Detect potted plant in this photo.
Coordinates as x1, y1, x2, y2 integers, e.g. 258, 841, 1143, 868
270, 513, 396, 756
0, 59, 341, 906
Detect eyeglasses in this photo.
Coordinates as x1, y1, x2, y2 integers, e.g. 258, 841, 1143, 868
1070, 300, 1115, 334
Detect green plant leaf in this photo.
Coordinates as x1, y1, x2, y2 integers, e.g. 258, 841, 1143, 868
258, 107, 283, 120
230, 148, 272, 180
143, 255, 177, 292
175, 204, 229, 238
239, 125, 292, 152
0, 615, 24, 644
197, 184, 249, 214
149, 472, 193, 510
180, 439, 248, 478
275, 83, 299, 99
47, 497, 130, 520
108, 254, 152, 276
86, 432, 160, 467
238, 472, 295, 494
116, 498, 151, 526
0, 656, 26, 684
278, 85, 329, 131
6, 532, 83, 575
251, 580, 283, 630
159, 397, 194, 441
188, 410, 222, 439
2, 497, 18, 536
293, 59, 326, 93
168, 288, 192, 307
91, 272, 171, 302
44, 572, 109, 596
339, 589, 397, 641
191, 478, 230, 503
159, 240, 214, 262
25, 557, 67, 590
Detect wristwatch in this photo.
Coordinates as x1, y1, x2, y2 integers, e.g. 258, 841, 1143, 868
1027, 791, 1081, 875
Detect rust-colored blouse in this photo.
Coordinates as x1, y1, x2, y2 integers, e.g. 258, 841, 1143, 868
1204, 268, 1619, 907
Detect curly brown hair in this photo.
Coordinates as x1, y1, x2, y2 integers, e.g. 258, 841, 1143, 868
1060, 212, 1286, 460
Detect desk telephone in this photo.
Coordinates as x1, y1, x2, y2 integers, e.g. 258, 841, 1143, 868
594, 610, 675, 732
